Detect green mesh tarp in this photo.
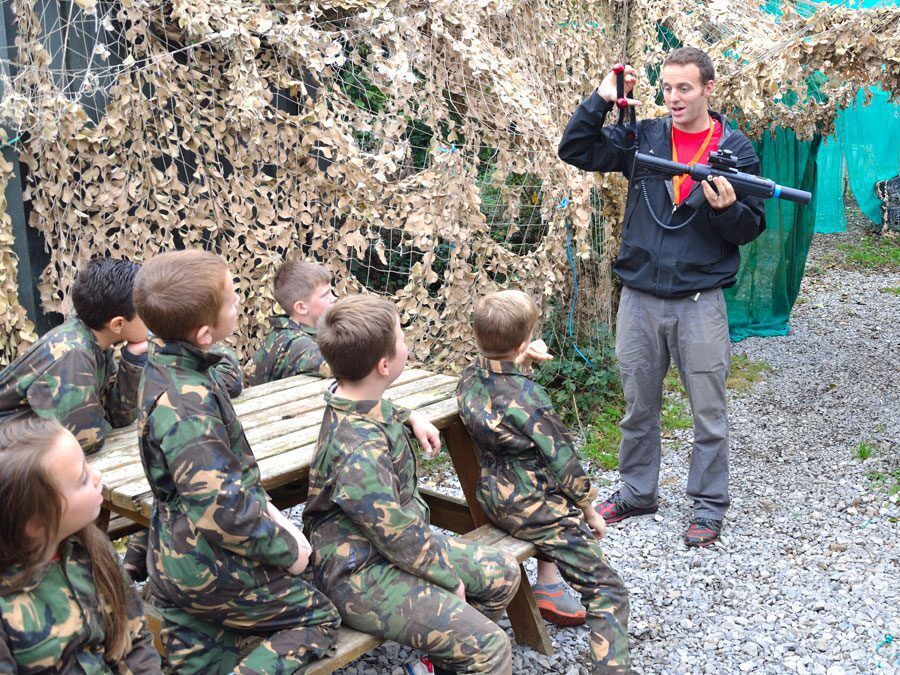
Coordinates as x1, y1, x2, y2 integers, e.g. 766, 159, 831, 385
813, 135, 846, 233
725, 128, 820, 340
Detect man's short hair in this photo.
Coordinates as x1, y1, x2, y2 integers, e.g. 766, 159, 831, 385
317, 295, 397, 382
663, 47, 715, 84
472, 290, 538, 359
133, 250, 228, 340
274, 260, 332, 314
71, 257, 141, 330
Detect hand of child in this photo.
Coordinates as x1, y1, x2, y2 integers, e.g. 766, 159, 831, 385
453, 580, 466, 601
125, 340, 149, 355
514, 339, 553, 369
582, 507, 607, 540
287, 532, 312, 575
407, 411, 442, 459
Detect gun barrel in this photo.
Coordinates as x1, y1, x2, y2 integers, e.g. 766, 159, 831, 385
634, 152, 811, 205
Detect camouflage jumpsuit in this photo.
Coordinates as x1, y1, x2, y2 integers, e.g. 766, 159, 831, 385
139, 339, 339, 674
0, 535, 161, 674
456, 357, 632, 674
247, 316, 331, 386
0, 316, 143, 454
303, 386, 522, 674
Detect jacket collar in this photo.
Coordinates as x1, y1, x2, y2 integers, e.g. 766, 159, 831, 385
475, 355, 530, 378
149, 338, 228, 371
268, 315, 316, 337
0, 536, 77, 594
324, 382, 409, 424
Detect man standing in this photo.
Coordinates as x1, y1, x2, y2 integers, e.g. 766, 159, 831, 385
558, 47, 766, 547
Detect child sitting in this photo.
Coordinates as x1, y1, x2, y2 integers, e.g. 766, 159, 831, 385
304, 294, 521, 674
0, 257, 148, 453
133, 250, 340, 674
0, 417, 161, 673
248, 259, 335, 385
456, 290, 633, 674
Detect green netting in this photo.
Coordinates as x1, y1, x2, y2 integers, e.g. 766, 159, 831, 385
725, 129, 820, 341
813, 136, 847, 234
837, 87, 900, 226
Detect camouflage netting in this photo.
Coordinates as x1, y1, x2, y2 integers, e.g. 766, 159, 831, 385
0, 0, 898, 368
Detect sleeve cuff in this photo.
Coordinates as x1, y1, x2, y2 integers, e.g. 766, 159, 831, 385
121, 348, 148, 367
575, 485, 599, 511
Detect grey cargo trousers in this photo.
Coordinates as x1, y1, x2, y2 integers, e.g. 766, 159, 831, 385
615, 285, 731, 519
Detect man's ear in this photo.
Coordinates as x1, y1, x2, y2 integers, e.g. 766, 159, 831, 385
106, 316, 126, 335
704, 79, 715, 98
195, 325, 213, 348
293, 300, 309, 317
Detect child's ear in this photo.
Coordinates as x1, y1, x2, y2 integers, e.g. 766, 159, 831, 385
516, 339, 530, 355
106, 316, 126, 336
195, 325, 213, 348
293, 300, 308, 316
376, 356, 390, 377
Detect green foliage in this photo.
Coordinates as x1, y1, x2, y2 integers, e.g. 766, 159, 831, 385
661, 398, 692, 433
581, 403, 623, 470
837, 236, 900, 271
880, 286, 900, 296
534, 320, 621, 430
727, 353, 772, 393
855, 441, 874, 461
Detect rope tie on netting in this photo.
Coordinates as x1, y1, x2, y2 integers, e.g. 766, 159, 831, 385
560, 196, 594, 368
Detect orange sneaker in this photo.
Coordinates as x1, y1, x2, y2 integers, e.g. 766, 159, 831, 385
532, 582, 586, 627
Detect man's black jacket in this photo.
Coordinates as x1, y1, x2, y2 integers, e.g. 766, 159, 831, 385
558, 91, 766, 298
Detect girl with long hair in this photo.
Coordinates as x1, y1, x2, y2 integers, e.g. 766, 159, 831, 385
0, 417, 160, 672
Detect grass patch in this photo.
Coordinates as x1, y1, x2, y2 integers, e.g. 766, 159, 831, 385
855, 441, 875, 461
837, 236, 900, 271
662, 398, 692, 433
867, 469, 900, 497
416, 441, 452, 471
582, 404, 623, 470
727, 353, 772, 393
880, 286, 900, 296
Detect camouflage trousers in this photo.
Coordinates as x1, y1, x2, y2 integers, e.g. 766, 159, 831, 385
150, 571, 340, 674
325, 534, 520, 674
478, 467, 632, 674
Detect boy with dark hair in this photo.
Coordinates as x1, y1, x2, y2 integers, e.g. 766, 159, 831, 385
304, 294, 521, 674
133, 249, 340, 674
456, 290, 632, 674
248, 259, 335, 385
0, 257, 148, 453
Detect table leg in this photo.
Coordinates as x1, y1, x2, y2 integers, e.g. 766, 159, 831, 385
96, 507, 111, 533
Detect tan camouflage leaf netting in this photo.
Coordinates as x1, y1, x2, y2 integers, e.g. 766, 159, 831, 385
0, 0, 897, 368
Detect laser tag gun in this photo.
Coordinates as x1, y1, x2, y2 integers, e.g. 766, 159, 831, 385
634, 149, 812, 205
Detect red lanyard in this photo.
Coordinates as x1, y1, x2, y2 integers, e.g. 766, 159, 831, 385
672, 117, 715, 205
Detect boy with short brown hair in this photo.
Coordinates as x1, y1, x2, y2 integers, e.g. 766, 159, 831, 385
134, 250, 340, 674
457, 289, 633, 674
304, 294, 521, 674
248, 259, 335, 385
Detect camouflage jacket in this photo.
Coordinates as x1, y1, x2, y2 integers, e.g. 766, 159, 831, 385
247, 316, 331, 386
303, 386, 460, 593
456, 356, 598, 510
0, 317, 143, 454
138, 339, 298, 607
0, 536, 160, 674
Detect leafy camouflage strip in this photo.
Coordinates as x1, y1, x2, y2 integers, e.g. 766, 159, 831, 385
247, 316, 330, 386
0, 535, 161, 674
0, 316, 142, 453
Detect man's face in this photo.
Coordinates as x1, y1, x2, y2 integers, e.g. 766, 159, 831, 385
661, 63, 715, 130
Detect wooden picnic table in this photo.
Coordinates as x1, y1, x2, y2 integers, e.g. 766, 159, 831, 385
88, 368, 553, 657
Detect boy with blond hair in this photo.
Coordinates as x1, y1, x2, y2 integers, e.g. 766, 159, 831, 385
304, 295, 521, 674
248, 259, 335, 385
456, 289, 633, 674
133, 250, 340, 674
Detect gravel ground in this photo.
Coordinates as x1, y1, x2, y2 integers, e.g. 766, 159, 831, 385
330, 224, 900, 675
